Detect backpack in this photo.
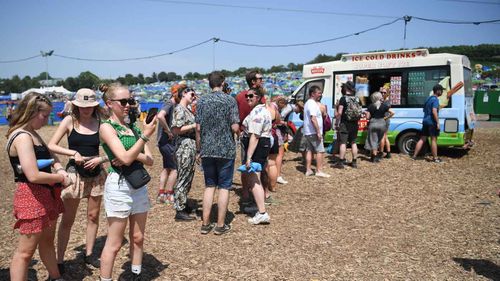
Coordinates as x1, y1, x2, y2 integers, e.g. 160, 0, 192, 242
345, 96, 362, 122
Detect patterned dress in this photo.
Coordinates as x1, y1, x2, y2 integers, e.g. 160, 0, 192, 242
171, 105, 197, 212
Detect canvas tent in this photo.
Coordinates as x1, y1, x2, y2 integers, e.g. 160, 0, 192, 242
21, 86, 72, 98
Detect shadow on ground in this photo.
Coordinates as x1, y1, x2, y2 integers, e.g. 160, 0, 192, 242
453, 258, 500, 281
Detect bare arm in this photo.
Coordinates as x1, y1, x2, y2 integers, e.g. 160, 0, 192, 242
245, 133, 260, 168
99, 121, 156, 166
157, 109, 174, 139
432, 108, 439, 129
14, 134, 66, 185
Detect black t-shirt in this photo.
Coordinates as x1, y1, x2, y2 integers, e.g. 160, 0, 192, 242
367, 103, 389, 119
339, 95, 360, 123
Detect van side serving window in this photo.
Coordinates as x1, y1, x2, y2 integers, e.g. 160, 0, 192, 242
296, 79, 325, 103
334, 66, 451, 108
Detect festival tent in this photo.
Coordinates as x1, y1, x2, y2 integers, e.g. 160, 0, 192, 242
21, 86, 72, 98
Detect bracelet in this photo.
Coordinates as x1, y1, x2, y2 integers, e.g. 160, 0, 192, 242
73, 151, 78, 156
54, 167, 65, 173
140, 134, 150, 142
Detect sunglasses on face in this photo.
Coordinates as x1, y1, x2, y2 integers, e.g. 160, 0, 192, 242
110, 98, 136, 106
255, 77, 263, 81
245, 94, 256, 99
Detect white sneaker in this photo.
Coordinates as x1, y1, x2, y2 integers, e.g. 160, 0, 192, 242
305, 170, 314, 176
277, 176, 288, 184
248, 212, 270, 225
315, 172, 331, 178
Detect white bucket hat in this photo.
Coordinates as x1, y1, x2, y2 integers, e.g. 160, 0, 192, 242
72, 88, 99, 108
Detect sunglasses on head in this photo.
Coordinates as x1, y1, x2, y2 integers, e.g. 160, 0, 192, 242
110, 98, 136, 106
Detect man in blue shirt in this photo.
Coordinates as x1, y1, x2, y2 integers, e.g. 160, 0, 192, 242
412, 84, 444, 162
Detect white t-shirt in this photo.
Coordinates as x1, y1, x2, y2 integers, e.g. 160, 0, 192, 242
303, 99, 323, 136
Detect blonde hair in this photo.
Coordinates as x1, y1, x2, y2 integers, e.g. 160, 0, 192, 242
99, 83, 128, 118
6, 92, 52, 137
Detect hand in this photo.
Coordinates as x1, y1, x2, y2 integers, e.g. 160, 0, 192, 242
61, 173, 73, 187
436, 124, 440, 130
112, 158, 124, 167
74, 151, 84, 165
56, 169, 69, 179
83, 157, 101, 170
317, 132, 322, 140
245, 159, 251, 170
167, 131, 174, 140
142, 116, 157, 138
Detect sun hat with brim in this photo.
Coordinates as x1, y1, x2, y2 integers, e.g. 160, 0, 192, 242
72, 88, 99, 107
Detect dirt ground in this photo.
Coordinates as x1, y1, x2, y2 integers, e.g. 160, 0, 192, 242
0, 124, 499, 281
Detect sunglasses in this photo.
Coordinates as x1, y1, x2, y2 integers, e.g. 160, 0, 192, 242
110, 98, 136, 106
255, 77, 263, 81
245, 94, 256, 99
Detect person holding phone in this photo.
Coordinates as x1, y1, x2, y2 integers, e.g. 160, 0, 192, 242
412, 84, 444, 163
171, 87, 198, 221
98, 83, 156, 281
6, 92, 72, 281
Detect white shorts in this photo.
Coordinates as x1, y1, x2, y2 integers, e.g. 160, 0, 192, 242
104, 172, 151, 218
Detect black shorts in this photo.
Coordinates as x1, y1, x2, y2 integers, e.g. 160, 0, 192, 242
159, 142, 177, 169
338, 122, 359, 145
269, 134, 279, 155
241, 137, 271, 168
420, 123, 440, 137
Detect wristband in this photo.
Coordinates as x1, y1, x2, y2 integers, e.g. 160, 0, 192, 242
140, 134, 150, 142
73, 151, 78, 156
55, 167, 65, 173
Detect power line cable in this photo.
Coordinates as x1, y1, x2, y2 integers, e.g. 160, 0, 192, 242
412, 16, 500, 24
145, 0, 399, 19
0, 54, 42, 63
218, 18, 403, 48
439, 0, 500, 5
52, 38, 214, 62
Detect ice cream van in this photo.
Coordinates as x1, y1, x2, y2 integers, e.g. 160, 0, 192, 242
290, 49, 475, 154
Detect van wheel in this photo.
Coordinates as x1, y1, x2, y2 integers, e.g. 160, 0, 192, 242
397, 131, 419, 155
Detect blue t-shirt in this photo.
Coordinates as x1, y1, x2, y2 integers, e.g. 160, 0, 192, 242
422, 96, 439, 125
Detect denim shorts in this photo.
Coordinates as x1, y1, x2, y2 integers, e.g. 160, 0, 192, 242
201, 158, 235, 190
304, 134, 325, 153
104, 172, 151, 218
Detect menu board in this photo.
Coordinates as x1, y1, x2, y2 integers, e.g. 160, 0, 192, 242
390, 76, 401, 105
408, 71, 427, 105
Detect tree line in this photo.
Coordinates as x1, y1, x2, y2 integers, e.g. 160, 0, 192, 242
1, 44, 498, 94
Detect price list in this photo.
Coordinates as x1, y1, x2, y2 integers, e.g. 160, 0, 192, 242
390, 76, 401, 105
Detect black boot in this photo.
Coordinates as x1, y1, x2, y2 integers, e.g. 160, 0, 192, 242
175, 211, 196, 221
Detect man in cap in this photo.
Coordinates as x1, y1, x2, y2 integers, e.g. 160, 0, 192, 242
412, 84, 444, 162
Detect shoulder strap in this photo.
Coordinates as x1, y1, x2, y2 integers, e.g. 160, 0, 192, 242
6, 131, 31, 157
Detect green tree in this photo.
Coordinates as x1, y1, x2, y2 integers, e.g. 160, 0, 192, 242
78, 71, 100, 89
64, 77, 79, 91
137, 73, 145, 84
157, 71, 168, 82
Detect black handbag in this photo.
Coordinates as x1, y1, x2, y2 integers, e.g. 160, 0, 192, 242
112, 125, 151, 189
114, 161, 151, 189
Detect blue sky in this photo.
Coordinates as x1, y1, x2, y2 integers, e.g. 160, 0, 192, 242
1, 0, 499, 80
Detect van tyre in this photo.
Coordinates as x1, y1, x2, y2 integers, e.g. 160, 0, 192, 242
397, 131, 420, 155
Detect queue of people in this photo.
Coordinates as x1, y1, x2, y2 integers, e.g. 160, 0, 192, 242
5, 70, 445, 280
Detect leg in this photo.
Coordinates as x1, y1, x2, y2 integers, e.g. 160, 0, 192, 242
351, 143, 358, 159
305, 150, 313, 173
38, 221, 61, 279
266, 154, 278, 192
249, 172, 266, 213
339, 143, 346, 160
128, 212, 148, 268
413, 136, 427, 157
315, 152, 324, 173
158, 168, 167, 194
430, 136, 438, 159
202, 187, 216, 226
86, 195, 102, 256
100, 217, 127, 279
10, 232, 42, 281
57, 198, 80, 263
165, 168, 177, 194
276, 145, 285, 179
216, 189, 230, 228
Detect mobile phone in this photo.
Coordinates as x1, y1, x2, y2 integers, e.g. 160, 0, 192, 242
145, 108, 158, 124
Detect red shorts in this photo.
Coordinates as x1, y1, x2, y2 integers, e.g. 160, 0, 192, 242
13, 182, 64, 234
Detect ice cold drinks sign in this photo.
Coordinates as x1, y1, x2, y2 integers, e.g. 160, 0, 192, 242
342, 50, 428, 62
